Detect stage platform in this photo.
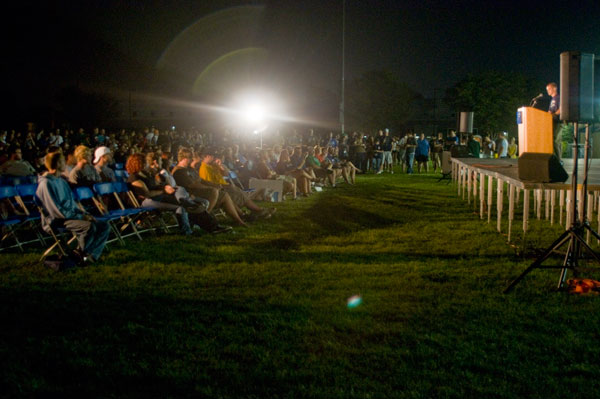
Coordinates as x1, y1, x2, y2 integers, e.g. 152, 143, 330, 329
452, 158, 600, 191
450, 157, 600, 244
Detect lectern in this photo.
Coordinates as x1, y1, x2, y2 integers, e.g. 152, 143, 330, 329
516, 106, 553, 155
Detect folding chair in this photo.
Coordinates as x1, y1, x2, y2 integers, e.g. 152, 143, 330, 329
33, 195, 78, 261
114, 169, 129, 182
0, 185, 45, 251
14, 183, 47, 246
73, 186, 131, 245
94, 182, 160, 236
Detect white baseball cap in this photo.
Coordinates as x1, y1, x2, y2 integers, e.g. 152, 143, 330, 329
93, 146, 111, 164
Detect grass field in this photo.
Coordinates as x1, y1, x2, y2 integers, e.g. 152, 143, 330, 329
2, 170, 600, 398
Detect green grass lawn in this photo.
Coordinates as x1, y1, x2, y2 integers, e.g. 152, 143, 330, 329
2, 170, 600, 398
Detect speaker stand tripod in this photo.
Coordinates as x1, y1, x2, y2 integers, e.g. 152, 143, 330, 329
504, 122, 600, 293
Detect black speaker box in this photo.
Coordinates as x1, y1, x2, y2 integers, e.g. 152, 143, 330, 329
518, 152, 568, 183
560, 51, 595, 121
450, 145, 471, 158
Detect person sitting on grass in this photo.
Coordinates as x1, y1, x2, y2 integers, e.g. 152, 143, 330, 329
276, 149, 314, 197
36, 151, 110, 264
304, 146, 336, 187
199, 149, 275, 220
326, 147, 360, 185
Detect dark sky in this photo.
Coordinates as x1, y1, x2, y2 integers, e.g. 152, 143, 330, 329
2, 0, 600, 112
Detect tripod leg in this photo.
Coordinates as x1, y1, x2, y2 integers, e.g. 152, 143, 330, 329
558, 235, 576, 289
504, 230, 572, 293
584, 223, 600, 242
571, 228, 600, 264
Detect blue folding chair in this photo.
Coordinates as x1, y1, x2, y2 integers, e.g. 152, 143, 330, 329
0, 185, 46, 251
94, 182, 149, 238
114, 169, 129, 182
33, 195, 78, 261
73, 186, 131, 245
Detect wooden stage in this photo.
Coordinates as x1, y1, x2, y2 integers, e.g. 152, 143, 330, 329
451, 157, 600, 244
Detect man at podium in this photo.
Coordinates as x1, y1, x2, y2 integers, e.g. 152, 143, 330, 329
546, 82, 562, 160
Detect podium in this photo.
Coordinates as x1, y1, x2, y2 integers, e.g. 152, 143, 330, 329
516, 106, 553, 156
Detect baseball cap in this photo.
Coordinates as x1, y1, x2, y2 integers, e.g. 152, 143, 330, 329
93, 146, 111, 164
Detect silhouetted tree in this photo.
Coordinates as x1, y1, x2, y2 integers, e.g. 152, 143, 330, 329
445, 71, 542, 135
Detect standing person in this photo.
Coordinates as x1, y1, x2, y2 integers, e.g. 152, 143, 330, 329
444, 130, 459, 150
467, 134, 481, 158
546, 82, 562, 160
482, 136, 495, 158
381, 129, 394, 174
397, 134, 407, 170
373, 136, 384, 174
404, 132, 417, 174
508, 137, 518, 158
36, 152, 110, 264
415, 133, 430, 173
496, 132, 509, 158
430, 132, 444, 172
365, 136, 374, 172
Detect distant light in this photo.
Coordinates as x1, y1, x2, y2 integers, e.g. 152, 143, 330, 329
347, 295, 362, 308
242, 104, 266, 123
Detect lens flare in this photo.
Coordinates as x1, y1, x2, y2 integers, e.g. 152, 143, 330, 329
347, 295, 362, 308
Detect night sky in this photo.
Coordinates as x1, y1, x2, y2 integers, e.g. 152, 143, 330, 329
2, 0, 600, 114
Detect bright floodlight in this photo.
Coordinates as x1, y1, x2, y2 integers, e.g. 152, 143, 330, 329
242, 103, 266, 123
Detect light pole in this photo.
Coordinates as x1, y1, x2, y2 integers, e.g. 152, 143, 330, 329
340, 0, 346, 136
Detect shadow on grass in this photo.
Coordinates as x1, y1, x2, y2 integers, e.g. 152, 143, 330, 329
0, 288, 311, 397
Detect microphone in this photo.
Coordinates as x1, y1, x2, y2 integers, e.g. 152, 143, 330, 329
530, 93, 543, 106
532, 93, 543, 101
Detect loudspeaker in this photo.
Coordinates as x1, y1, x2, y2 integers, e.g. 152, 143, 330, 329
518, 152, 568, 183
458, 112, 474, 133
450, 145, 471, 158
560, 51, 594, 121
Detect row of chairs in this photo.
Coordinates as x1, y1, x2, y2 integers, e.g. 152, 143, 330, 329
0, 181, 177, 260
0, 175, 38, 186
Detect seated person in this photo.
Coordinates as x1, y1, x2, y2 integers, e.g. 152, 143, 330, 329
326, 147, 360, 185
144, 151, 208, 212
126, 153, 230, 235
199, 149, 275, 219
36, 152, 110, 264
276, 149, 315, 196
172, 147, 248, 226
93, 146, 117, 182
255, 149, 296, 199
0, 147, 36, 177
304, 147, 335, 187
69, 145, 101, 187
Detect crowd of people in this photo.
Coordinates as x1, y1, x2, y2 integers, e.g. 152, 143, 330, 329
0, 125, 378, 264
1, 123, 522, 265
